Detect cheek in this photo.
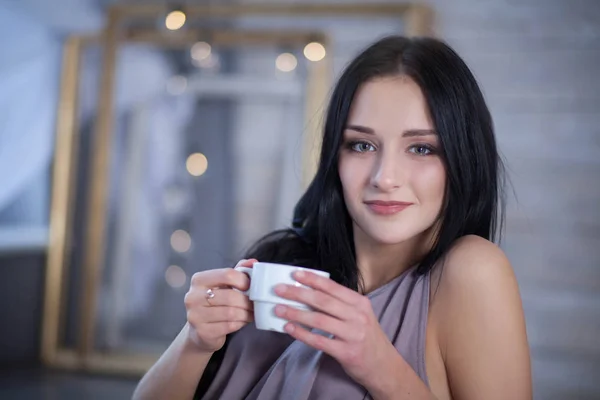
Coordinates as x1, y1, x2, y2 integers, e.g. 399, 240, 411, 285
338, 156, 370, 201
411, 160, 446, 203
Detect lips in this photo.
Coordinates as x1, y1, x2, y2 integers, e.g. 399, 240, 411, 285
363, 200, 413, 215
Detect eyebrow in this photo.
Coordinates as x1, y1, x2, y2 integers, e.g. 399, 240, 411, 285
345, 124, 437, 137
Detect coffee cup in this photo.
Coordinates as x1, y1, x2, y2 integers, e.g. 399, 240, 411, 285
234, 262, 330, 333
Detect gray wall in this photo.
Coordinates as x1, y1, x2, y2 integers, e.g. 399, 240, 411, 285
422, 0, 600, 398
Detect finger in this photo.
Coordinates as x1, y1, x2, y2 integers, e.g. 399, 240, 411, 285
190, 268, 250, 291
185, 287, 253, 311
274, 284, 354, 322
292, 270, 361, 305
189, 306, 253, 325
236, 258, 258, 268
202, 288, 253, 311
283, 322, 346, 360
275, 305, 355, 341
200, 321, 249, 338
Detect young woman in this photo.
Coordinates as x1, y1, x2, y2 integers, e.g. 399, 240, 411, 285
133, 36, 532, 400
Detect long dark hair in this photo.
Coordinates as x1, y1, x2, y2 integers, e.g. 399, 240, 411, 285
195, 35, 504, 397
245, 35, 503, 289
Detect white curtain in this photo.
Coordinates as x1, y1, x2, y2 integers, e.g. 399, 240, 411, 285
0, 0, 176, 230
0, 3, 61, 225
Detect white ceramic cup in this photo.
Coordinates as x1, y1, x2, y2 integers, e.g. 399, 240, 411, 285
234, 262, 330, 333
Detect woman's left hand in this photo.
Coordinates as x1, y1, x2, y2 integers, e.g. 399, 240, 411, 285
273, 270, 400, 391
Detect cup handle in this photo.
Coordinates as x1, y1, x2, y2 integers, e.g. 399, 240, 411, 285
234, 266, 253, 296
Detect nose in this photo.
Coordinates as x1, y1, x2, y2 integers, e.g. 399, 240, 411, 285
370, 150, 402, 192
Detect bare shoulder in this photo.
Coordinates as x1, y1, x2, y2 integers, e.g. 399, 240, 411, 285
429, 235, 532, 400
433, 234, 514, 292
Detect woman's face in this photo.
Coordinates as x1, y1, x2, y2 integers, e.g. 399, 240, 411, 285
338, 76, 446, 246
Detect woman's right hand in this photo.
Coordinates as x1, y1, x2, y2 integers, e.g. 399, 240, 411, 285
184, 259, 256, 353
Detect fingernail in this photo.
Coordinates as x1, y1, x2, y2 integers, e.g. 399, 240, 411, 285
284, 323, 295, 333
274, 304, 286, 315
294, 270, 305, 279
274, 284, 287, 294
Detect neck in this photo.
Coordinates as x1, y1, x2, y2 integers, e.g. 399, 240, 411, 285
353, 225, 435, 294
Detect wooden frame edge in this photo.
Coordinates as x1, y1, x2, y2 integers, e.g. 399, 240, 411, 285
42, 36, 84, 366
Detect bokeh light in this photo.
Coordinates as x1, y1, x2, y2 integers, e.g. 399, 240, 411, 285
186, 153, 208, 177
170, 230, 191, 253
303, 42, 326, 62
165, 10, 186, 31
165, 265, 187, 288
276, 52, 298, 72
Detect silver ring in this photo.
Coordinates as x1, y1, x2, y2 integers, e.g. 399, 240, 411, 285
206, 288, 215, 305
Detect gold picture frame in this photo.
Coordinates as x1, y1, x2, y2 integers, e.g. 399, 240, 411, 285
42, 3, 433, 376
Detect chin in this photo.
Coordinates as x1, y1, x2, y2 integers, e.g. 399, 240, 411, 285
356, 223, 422, 246
369, 232, 418, 246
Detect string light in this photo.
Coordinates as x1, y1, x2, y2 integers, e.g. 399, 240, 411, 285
186, 153, 208, 177
170, 230, 191, 253
276, 52, 298, 72
165, 265, 187, 288
192, 53, 221, 70
191, 41, 212, 61
165, 10, 186, 31
303, 42, 326, 62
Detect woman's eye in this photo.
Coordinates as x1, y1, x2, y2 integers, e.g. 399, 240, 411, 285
350, 141, 376, 153
409, 145, 434, 156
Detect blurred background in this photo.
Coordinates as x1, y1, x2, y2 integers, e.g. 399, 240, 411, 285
0, 0, 598, 399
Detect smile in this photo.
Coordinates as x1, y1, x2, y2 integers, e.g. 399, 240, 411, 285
363, 200, 413, 215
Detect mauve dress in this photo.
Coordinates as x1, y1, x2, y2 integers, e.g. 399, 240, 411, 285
198, 265, 430, 400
